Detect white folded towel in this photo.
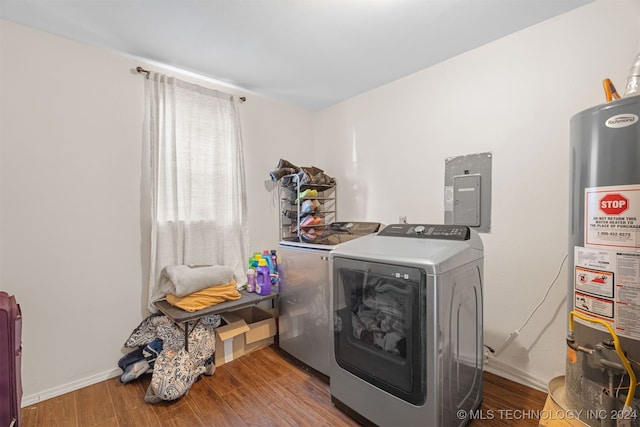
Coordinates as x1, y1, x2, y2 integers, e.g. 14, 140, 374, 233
158, 265, 235, 298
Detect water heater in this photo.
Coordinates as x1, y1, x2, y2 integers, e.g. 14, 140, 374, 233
567, 95, 640, 426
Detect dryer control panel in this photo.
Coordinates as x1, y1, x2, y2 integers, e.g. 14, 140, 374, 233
378, 224, 470, 240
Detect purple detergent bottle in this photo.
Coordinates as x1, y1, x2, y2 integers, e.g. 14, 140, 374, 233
255, 258, 271, 296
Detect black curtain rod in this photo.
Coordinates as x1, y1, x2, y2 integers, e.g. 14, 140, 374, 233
136, 66, 150, 77
135, 66, 246, 103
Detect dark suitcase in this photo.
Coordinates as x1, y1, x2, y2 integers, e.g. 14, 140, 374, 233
0, 291, 22, 427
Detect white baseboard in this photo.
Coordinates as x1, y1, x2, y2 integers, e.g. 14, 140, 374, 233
21, 368, 122, 407
21, 357, 550, 407
484, 355, 549, 393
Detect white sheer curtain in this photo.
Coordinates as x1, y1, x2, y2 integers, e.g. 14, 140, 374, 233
144, 73, 248, 310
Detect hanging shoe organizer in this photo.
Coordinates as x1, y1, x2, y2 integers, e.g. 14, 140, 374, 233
278, 174, 336, 243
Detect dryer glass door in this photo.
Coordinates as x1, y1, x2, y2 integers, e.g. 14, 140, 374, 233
333, 257, 426, 405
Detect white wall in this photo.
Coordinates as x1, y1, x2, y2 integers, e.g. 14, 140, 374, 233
314, 0, 640, 389
0, 19, 313, 403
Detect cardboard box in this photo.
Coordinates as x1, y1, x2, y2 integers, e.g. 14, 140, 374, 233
214, 312, 250, 366
214, 306, 277, 366
232, 306, 277, 354
539, 394, 585, 427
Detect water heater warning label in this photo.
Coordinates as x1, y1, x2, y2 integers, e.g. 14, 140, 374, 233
574, 246, 640, 340
575, 267, 614, 298
585, 184, 640, 250
574, 291, 614, 318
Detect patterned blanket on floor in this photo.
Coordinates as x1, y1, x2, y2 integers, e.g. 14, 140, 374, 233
119, 313, 221, 402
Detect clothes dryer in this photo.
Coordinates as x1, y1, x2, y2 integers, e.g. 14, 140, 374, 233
329, 224, 483, 426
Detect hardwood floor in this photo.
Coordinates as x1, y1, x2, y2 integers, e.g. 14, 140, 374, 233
21, 345, 548, 427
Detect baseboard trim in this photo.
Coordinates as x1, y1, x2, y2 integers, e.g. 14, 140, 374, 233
21, 358, 549, 406
484, 356, 548, 393
21, 368, 122, 407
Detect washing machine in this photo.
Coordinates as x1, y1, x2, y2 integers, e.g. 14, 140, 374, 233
278, 222, 382, 377
329, 224, 483, 426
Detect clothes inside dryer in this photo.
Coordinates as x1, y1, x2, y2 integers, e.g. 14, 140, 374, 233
333, 260, 425, 404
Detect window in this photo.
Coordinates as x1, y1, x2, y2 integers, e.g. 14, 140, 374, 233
144, 74, 248, 309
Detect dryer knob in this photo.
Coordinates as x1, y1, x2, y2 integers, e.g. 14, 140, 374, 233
415, 225, 425, 235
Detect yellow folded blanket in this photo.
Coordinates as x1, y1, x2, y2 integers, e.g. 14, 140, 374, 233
166, 281, 241, 312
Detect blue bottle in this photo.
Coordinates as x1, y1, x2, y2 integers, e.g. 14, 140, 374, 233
262, 250, 275, 274
270, 249, 278, 274
270, 249, 279, 286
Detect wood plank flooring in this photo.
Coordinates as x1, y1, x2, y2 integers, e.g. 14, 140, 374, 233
21, 345, 548, 426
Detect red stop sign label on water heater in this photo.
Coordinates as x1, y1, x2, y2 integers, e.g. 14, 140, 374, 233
600, 193, 629, 215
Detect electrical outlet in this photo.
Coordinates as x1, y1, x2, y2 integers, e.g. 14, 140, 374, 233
399, 216, 407, 224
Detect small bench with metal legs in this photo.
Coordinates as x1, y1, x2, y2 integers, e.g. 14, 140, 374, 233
153, 290, 278, 351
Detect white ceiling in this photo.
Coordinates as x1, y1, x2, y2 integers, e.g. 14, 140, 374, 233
1, 0, 591, 110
